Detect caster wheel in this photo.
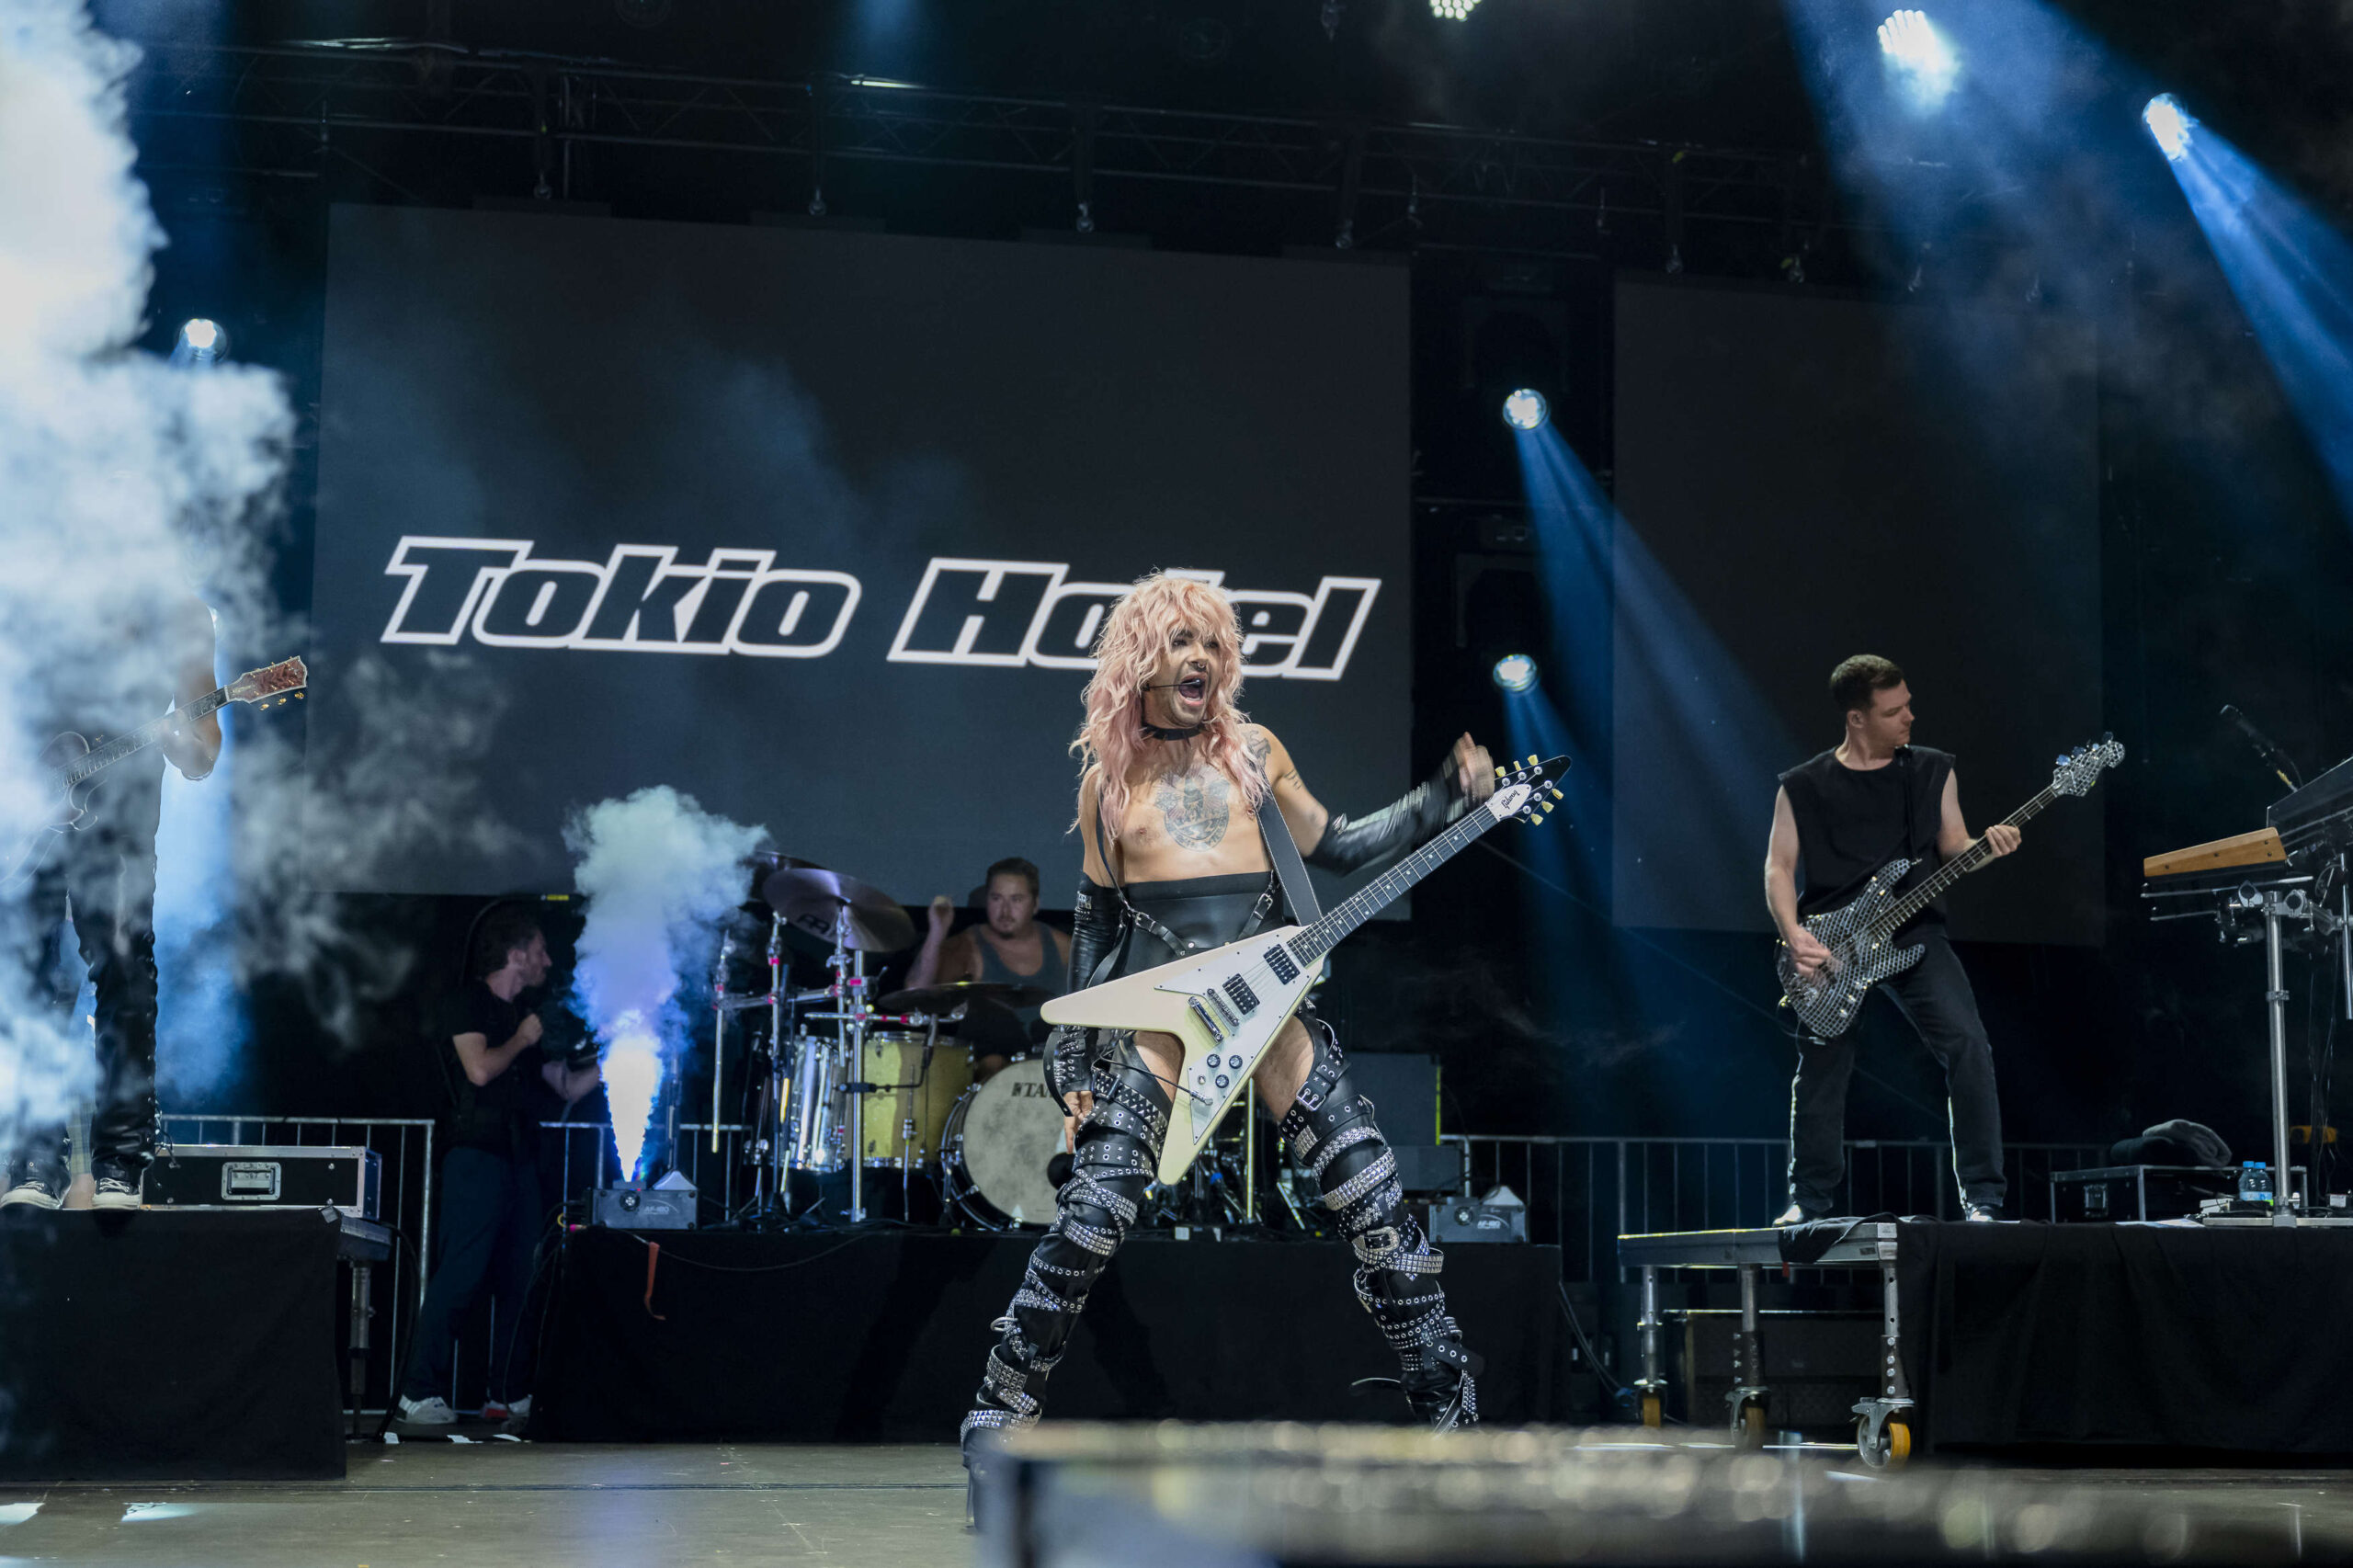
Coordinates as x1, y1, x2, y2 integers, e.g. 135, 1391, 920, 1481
1640, 1393, 1663, 1429
1856, 1414, 1913, 1469
1736, 1401, 1766, 1449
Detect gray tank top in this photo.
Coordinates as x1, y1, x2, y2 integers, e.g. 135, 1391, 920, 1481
972, 927, 1065, 1040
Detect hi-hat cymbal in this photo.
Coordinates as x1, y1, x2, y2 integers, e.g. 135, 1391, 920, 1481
876, 980, 1054, 1016
760, 863, 915, 952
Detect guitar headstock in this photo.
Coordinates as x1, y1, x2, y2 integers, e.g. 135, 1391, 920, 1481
2051, 733, 2125, 797
226, 656, 308, 704
1491, 754, 1572, 826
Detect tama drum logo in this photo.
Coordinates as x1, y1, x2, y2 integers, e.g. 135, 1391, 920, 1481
1007, 1081, 1053, 1099
378, 539, 1380, 679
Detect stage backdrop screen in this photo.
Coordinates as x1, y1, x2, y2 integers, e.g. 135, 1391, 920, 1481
311, 207, 1409, 902
1611, 277, 2103, 946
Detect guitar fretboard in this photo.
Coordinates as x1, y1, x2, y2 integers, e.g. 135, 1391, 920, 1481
1290, 790, 1510, 963
1865, 784, 2061, 937
57, 687, 232, 789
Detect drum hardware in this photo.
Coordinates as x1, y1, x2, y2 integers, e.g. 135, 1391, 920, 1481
875, 980, 1054, 1017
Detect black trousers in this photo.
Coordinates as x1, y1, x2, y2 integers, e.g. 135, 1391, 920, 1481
6, 771, 162, 1171
1787, 926, 2006, 1214
403, 1145, 544, 1403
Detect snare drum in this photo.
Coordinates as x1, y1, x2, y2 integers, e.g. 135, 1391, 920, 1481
940, 1060, 1069, 1229
858, 1030, 974, 1167
781, 1033, 847, 1173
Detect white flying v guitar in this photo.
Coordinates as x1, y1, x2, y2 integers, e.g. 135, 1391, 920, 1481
2, 656, 308, 893
1043, 754, 1565, 1184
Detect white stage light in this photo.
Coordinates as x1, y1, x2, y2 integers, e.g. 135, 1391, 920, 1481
1493, 653, 1539, 693
1431, 0, 1480, 18
1501, 388, 1550, 431
2143, 95, 2195, 163
172, 318, 225, 367
1877, 10, 1958, 105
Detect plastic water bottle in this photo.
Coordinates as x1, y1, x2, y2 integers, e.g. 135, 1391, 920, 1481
2239, 1161, 2275, 1205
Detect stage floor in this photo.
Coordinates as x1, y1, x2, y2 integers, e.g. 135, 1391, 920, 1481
0, 1442, 968, 1567
7, 1440, 2353, 1566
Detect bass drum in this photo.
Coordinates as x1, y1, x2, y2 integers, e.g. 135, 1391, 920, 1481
941, 1061, 1068, 1229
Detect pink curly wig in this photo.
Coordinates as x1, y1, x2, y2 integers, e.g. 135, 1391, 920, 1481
1074, 573, 1267, 844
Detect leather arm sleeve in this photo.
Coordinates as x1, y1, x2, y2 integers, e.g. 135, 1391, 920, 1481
1043, 878, 1124, 1103
1302, 763, 1468, 875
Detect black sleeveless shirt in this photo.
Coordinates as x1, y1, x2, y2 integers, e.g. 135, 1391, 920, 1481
1779, 744, 1952, 926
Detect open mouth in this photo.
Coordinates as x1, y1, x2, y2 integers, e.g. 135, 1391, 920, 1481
1177, 676, 1207, 702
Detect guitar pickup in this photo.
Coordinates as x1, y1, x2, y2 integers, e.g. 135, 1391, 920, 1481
1265, 945, 1300, 984
1222, 976, 1261, 1015
1188, 996, 1227, 1043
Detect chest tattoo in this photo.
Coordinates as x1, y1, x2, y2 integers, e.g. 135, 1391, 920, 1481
1154, 767, 1232, 851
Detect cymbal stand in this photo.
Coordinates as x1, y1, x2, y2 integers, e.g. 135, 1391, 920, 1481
833, 902, 870, 1224
766, 912, 786, 1220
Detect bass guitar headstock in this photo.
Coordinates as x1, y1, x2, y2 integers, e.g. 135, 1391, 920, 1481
2051, 733, 2125, 797
1491, 754, 1572, 827
226, 656, 308, 705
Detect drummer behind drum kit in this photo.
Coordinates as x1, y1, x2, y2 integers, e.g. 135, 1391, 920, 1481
713, 855, 1071, 1229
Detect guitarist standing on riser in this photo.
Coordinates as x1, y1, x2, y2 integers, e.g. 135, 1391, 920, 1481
1764, 654, 2019, 1226
961, 572, 1495, 1495
2, 594, 221, 1210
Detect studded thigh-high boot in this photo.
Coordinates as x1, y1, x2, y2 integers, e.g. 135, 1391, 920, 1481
1280, 1022, 1482, 1428
961, 1053, 1169, 1523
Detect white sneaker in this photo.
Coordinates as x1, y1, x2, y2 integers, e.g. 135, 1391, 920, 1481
91, 1175, 142, 1210
506, 1395, 531, 1421
398, 1395, 458, 1425
1, 1178, 63, 1210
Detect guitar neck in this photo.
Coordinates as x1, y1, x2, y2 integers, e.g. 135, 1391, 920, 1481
59, 686, 230, 788
1291, 796, 1505, 961
1870, 785, 2058, 934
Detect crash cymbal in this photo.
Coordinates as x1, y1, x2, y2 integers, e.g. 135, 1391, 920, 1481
760, 863, 915, 952
875, 980, 1054, 1016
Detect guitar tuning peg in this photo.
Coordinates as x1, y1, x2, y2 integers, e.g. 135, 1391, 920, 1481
1549, 787, 1563, 801
1526, 754, 1539, 767
1495, 765, 1506, 778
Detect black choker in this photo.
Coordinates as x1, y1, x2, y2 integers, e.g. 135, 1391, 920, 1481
1142, 722, 1204, 741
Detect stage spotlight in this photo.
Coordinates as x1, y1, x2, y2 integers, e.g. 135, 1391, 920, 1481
171, 317, 225, 367
1493, 653, 1539, 693
1501, 388, 1550, 430
2143, 95, 2195, 163
1431, 0, 1480, 17
1877, 10, 1958, 106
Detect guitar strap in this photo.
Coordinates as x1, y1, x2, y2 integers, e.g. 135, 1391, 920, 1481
1255, 790, 1323, 925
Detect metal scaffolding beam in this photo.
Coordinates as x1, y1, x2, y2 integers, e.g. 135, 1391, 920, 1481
123, 41, 1884, 246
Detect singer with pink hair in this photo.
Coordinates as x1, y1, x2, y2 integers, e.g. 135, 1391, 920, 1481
961, 569, 1498, 1521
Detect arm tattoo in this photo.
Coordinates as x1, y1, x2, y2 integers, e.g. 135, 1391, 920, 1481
1155, 767, 1232, 850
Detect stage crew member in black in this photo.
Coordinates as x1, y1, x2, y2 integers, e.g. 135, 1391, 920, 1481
3, 594, 219, 1210
396, 907, 600, 1426
961, 573, 1495, 1499
1765, 655, 2018, 1225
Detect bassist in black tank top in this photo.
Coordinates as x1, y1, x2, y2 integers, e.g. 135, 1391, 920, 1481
1763, 655, 2020, 1225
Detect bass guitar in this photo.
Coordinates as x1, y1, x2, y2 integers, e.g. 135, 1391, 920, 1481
3, 656, 308, 893
1042, 754, 1564, 1184
1774, 734, 2123, 1037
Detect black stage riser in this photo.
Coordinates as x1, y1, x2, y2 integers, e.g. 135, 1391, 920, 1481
537, 1230, 1565, 1442
0, 1210, 347, 1481
1903, 1222, 2353, 1455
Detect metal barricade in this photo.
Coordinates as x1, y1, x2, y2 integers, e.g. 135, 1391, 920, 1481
1438, 1134, 2109, 1283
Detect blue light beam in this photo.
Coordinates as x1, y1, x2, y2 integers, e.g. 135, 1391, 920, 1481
2156, 112, 2353, 520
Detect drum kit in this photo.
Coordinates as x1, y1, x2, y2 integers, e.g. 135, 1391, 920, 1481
712, 854, 1074, 1229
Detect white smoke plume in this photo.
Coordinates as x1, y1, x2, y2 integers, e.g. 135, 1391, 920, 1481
0, 4, 290, 1142
564, 787, 765, 1182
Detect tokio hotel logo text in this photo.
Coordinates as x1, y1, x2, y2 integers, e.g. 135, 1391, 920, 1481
379, 538, 1380, 679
